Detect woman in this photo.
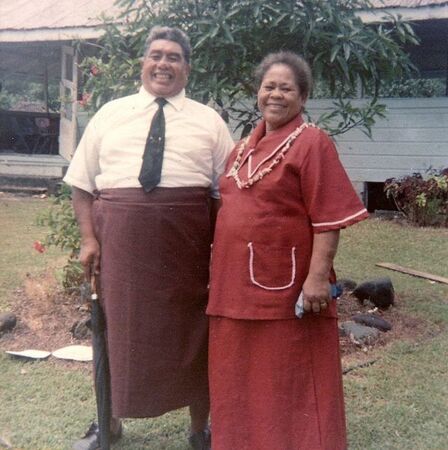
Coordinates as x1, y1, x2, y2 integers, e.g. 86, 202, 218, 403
207, 52, 369, 450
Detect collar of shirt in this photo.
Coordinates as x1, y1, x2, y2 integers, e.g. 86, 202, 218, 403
137, 86, 186, 112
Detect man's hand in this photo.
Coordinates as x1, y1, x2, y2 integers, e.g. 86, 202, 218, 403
79, 237, 101, 280
72, 186, 99, 281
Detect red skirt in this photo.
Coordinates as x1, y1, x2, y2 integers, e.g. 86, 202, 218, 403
94, 187, 211, 418
209, 316, 347, 450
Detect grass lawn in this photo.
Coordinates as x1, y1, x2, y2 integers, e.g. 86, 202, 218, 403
335, 219, 448, 450
1, 196, 447, 449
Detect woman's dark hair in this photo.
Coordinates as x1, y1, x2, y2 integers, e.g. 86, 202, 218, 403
254, 51, 313, 99
144, 26, 191, 64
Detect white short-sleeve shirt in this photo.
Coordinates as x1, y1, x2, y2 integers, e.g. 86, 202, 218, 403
63, 87, 234, 198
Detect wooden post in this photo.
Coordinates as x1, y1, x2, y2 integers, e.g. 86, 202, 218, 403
43, 50, 49, 114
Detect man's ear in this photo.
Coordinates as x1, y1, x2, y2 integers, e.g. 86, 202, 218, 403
185, 63, 191, 77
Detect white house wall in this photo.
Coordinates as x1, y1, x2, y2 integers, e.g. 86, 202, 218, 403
307, 97, 448, 191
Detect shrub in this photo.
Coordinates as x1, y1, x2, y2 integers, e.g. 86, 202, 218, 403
384, 169, 448, 227
378, 77, 445, 98
37, 184, 83, 291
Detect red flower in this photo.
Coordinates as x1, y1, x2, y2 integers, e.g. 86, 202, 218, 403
78, 92, 92, 107
90, 65, 101, 76
33, 241, 46, 253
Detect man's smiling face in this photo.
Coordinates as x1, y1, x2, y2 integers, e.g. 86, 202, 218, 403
141, 39, 190, 98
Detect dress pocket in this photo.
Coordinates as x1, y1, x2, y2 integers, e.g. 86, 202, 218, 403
247, 242, 296, 291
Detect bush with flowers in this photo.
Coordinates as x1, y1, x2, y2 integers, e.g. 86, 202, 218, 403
384, 169, 448, 227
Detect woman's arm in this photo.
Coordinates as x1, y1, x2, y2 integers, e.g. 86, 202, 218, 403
210, 198, 221, 240
302, 230, 340, 313
72, 186, 100, 280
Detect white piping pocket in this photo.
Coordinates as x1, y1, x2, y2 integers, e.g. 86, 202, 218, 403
247, 242, 296, 290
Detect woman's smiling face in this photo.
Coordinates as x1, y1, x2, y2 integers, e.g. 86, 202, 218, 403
257, 63, 306, 132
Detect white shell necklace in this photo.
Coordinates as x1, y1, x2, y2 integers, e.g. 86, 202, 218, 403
226, 122, 316, 189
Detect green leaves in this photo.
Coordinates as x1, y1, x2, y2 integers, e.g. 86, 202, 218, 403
37, 184, 84, 289
37, 184, 80, 257
79, 0, 418, 137
315, 97, 386, 137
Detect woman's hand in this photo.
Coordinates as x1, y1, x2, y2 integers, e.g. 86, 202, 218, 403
301, 229, 340, 314
302, 275, 331, 313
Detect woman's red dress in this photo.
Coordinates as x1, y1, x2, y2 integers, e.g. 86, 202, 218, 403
207, 116, 368, 449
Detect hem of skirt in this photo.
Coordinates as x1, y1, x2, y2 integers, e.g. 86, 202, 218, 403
206, 309, 338, 320
113, 396, 203, 419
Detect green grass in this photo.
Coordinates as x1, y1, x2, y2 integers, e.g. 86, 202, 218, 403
1, 198, 448, 449
0, 354, 96, 449
336, 218, 448, 323
0, 352, 191, 450
345, 336, 448, 450
336, 218, 448, 287
336, 218, 448, 450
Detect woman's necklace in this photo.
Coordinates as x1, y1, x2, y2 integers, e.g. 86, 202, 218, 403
226, 122, 316, 189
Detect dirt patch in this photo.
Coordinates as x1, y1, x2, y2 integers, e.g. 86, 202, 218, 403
0, 270, 440, 369
0, 271, 90, 369
337, 291, 442, 359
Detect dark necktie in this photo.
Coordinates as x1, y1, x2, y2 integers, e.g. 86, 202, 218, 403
139, 97, 168, 192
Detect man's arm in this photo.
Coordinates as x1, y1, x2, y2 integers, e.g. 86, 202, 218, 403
302, 230, 340, 313
72, 186, 100, 280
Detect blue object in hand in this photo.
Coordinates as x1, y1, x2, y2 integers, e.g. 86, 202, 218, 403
295, 291, 305, 318
295, 284, 342, 319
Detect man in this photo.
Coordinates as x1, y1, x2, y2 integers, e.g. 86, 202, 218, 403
65, 26, 234, 450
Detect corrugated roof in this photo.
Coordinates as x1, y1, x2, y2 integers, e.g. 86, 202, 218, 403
370, 0, 448, 8
0, 0, 120, 31
0, 0, 447, 40
1, 0, 447, 32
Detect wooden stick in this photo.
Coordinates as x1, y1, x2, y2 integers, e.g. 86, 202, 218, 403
376, 262, 448, 285
343, 359, 378, 375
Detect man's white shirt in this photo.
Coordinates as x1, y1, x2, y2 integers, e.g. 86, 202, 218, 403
64, 87, 234, 198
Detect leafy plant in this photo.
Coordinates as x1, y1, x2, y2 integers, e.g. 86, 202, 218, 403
37, 184, 83, 290
0, 91, 13, 110
314, 97, 386, 138
370, 77, 446, 98
384, 169, 448, 227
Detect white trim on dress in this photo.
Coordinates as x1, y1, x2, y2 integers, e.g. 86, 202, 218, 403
247, 242, 296, 290
312, 208, 368, 227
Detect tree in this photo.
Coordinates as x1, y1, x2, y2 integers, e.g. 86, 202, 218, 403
80, 0, 418, 137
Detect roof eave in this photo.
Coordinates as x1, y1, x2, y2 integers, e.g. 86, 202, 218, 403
0, 26, 107, 43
